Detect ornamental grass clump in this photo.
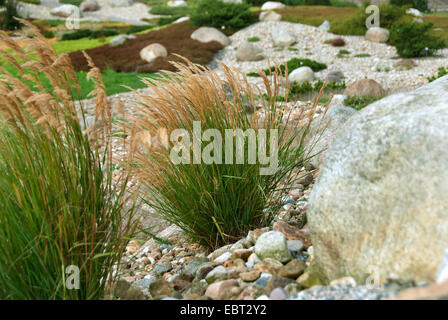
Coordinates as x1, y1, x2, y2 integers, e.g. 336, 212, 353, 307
0, 20, 137, 300
126, 57, 326, 249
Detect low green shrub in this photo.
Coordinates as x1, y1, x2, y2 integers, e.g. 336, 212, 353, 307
191, 0, 257, 30
390, 0, 428, 12
330, 0, 357, 7
11, 0, 39, 3
126, 24, 154, 34
61, 29, 92, 40
390, 22, 446, 58
344, 95, 380, 110
428, 66, 448, 82
43, 30, 55, 38
149, 4, 191, 16
90, 28, 119, 38
304, 0, 330, 5
245, 0, 304, 5
246, 0, 344, 5
158, 15, 181, 26
59, 0, 83, 6
0, 0, 21, 30
61, 28, 119, 41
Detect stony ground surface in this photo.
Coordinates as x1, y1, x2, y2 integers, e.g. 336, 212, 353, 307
210, 21, 448, 94
18, 0, 157, 25
109, 166, 413, 300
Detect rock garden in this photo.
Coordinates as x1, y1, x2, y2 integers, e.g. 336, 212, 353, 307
1, 0, 448, 301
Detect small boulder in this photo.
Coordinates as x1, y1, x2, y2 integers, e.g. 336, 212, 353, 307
287, 240, 304, 253
266, 275, 295, 294
269, 287, 288, 300
318, 20, 330, 32
205, 279, 241, 300
50, 4, 79, 18
308, 76, 448, 283
289, 66, 315, 85
365, 27, 389, 43
406, 8, 424, 17
173, 16, 190, 24
139, 43, 168, 64
205, 265, 228, 284
80, 0, 99, 12
149, 279, 174, 298
271, 28, 296, 47
273, 221, 312, 248
259, 11, 282, 22
253, 272, 273, 289
236, 42, 264, 61
261, 1, 286, 10
191, 27, 230, 47
240, 270, 261, 282
254, 258, 284, 274
231, 249, 252, 261
330, 37, 345, 47
279, 259, 306, 279
326, 70, 345, 83
167, 0, 187, 7
214, 251, 232, 264
255, 231, 292, 263
344, 79, 385, 98
394, 59, 416, 69
109, 34, 136, 47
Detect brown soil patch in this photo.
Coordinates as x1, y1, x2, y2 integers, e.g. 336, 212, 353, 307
69, 22, 232, 73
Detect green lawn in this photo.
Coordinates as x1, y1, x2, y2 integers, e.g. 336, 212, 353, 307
1, 63, 161, 100
51, 36, 117, 55
77, 70, 162, 99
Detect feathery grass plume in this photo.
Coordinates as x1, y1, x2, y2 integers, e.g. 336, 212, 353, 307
0, 19, 137, 299
126, 56, 325, 249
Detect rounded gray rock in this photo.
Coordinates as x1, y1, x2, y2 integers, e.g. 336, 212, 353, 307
255, 231, 292, 263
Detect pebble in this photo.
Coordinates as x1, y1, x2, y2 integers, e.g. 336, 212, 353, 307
214, 252, 232, 264
269, 287, 288, 300
253, 273, 273, 289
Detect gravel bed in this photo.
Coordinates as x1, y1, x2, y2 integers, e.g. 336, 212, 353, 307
289, 283, 403, 300
209, 21, 448, 94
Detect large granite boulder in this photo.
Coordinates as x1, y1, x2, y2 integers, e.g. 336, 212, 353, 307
307, 75, 448, 284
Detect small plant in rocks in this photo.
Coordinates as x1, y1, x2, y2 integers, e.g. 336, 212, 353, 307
344, 95, 381, 110
247, 58, 327, 77
247, 36, 261, 42
354, 53, 370, 58
428, 67, 448, 82
289, 79, 346, 99
336, 49, 350, 58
